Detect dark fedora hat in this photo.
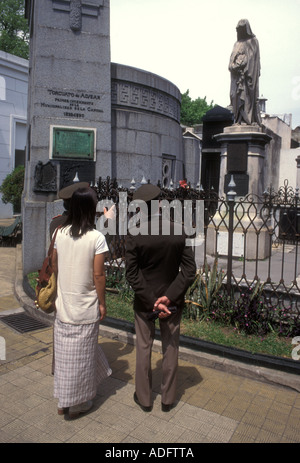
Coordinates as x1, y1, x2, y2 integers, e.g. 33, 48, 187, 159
58, 181, 90, 200
132, 184, 161, 202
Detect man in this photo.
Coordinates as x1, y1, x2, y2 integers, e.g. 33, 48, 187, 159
125, 184, 196, 412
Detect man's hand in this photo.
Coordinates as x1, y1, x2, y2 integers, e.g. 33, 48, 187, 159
154, 296, 171, 308
154, 296, 171, 319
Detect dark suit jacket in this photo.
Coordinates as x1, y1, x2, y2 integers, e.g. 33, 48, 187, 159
125, 216, 196, 312
49, 212, 68, 239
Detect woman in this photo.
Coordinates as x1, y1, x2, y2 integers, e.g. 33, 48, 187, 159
52, 187, 111, 419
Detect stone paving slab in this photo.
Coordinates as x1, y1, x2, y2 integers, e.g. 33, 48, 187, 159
0, 244, 300, 445
0, 320, 300, 444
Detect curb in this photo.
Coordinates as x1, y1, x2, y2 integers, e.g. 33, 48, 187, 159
15, 245, 300, 392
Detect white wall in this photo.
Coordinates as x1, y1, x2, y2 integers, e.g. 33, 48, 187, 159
0, 51, 28, 217
263, 115, 298, 191
279, 149, 297, 188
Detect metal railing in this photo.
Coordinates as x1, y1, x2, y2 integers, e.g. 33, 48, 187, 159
93, 176, 300, 324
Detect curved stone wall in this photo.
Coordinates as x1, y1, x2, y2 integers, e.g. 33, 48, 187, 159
111, 63, 181, 123
111, 63, 184, 187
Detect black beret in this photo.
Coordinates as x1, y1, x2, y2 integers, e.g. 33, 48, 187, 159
132, 184, 161, 202
58, 182, 90, 200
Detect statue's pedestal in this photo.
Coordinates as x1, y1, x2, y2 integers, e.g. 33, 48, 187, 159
209, 125, 272, 260
206, 213, 272, 260
215, 124, 272, 199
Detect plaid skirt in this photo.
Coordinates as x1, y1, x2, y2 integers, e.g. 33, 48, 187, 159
53, 318, 112, 408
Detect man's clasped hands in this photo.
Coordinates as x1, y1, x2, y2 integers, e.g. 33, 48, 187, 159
153, 296, 174, 319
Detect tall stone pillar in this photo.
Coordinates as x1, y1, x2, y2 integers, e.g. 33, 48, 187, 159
215, 125, 271, 199
211, 125, 272, 260
296, 155, 300, 189
23, 0, 111, 274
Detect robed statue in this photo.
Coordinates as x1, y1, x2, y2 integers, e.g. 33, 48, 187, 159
229, 19, 261, 126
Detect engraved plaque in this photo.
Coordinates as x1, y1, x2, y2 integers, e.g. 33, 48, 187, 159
224, 173, 249, 196
59, 160, 95, 190
34, 161, 57, 193
227, 143, 248, 172
52, 127, 95, 160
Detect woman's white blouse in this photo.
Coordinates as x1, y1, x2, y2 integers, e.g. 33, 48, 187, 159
54, 226, 108, 324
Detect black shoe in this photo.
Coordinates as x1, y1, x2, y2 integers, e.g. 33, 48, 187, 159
133, 392, 152, 412
161, 402, 175, 412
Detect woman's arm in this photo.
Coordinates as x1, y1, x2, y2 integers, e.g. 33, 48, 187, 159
52, 248, 58, 277
94, 253, 106, 321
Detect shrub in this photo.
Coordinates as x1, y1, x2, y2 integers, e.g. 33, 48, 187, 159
185, 258, 225, 319
0, 165, 25, 213
229, 285, 269, 335
184, 265, 300, 338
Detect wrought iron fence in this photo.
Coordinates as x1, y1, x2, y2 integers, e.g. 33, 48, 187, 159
202, 179, 300, 334
93, 176, 300, 333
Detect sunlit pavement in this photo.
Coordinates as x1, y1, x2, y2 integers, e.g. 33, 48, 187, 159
0, 245, 299, 444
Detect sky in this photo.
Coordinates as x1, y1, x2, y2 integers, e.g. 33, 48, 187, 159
110, 0, 300, 129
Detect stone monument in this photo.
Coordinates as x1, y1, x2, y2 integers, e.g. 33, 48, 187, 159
215, 19, 271, 199
228, 19, 261, 127
23, 0, 111, 274
212, 19, 272, 259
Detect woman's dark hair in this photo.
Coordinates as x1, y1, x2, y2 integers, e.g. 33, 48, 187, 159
63, 187, 97, 237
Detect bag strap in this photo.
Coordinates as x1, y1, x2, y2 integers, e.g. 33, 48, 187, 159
48, 226, 60, 257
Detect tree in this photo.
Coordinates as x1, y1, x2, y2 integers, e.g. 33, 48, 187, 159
180, 90, 214, 126
0, 0, 29, 59
0, 165, 25, 213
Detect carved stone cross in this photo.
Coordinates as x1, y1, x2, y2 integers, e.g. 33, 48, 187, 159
52, 0, 104, 31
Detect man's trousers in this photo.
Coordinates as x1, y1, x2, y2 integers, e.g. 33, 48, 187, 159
134, 308, 182, 407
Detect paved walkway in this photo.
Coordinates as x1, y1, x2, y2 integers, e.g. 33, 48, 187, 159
0, 245, 299, 444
